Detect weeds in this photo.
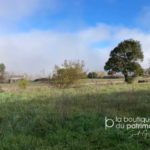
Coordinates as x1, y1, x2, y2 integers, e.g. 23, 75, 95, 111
18, 78, 28, 90
0, 83, 150, 149
36, 87, 44, 92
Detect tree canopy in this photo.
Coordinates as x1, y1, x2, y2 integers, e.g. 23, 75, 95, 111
104, 39, 144, 83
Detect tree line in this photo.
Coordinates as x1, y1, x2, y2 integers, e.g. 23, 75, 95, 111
0, 39, 147, 87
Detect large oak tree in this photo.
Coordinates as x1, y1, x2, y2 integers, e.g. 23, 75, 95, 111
104, 39, 144, 83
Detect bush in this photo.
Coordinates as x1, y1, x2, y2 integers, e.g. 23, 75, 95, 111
49, 59, 88, 88
0, 75, 5, 83
88, 72, 98, 78
18, 78, 28, 90
139, 71, 144, 77
127, 76, 135, 84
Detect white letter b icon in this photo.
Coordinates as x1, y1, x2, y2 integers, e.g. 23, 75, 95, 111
105, 116, 114, 130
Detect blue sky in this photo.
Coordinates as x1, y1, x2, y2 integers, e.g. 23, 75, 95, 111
0, 0, 150, 77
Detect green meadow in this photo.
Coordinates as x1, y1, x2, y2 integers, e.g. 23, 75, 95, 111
0, 82, 150, 149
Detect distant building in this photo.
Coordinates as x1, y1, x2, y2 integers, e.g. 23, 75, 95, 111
9, 75, 25, 83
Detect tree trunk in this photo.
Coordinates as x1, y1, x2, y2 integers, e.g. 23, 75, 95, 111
124, 74, 128, 82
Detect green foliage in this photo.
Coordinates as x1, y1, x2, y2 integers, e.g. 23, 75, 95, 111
0, 63, 6, 75
49, 59, 88, 88
18, 78, 29, 90
104, 39, 144, 83
126, 76, 134, 84
88, 72, 98, 78
139, 68, 145, 77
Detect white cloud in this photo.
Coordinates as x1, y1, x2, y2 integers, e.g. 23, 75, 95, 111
0, 0, 63, 34
0, 0, 62, 21
0, 23, 150, 75
0, 0, 38, 20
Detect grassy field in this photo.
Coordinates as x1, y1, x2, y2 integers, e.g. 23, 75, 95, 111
76, 77, 150, 83
0, 79, 125, 92
0, 82, 150, 149
0, 81, 49, 92
76, 78, 125, 83
1, 77, 149, 91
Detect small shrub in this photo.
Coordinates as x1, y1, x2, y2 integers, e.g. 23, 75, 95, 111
0, 75, 5, 83
36, 87, 44, 92
18, 78, 28, 90
127, 77, 135, 84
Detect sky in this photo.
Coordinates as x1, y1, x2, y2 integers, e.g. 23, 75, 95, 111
0, 0, 150, 76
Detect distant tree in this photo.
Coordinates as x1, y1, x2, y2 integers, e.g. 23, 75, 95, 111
108, 72, 116, 75
88, 72, 92, 78
94, 70, 102, 77
100, 72, 105, 78
104, 39, 144, 83
49, 59, 88, 88
52, 73, 57, 79
0, 63, 6, 83
88, 72, 98, 78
